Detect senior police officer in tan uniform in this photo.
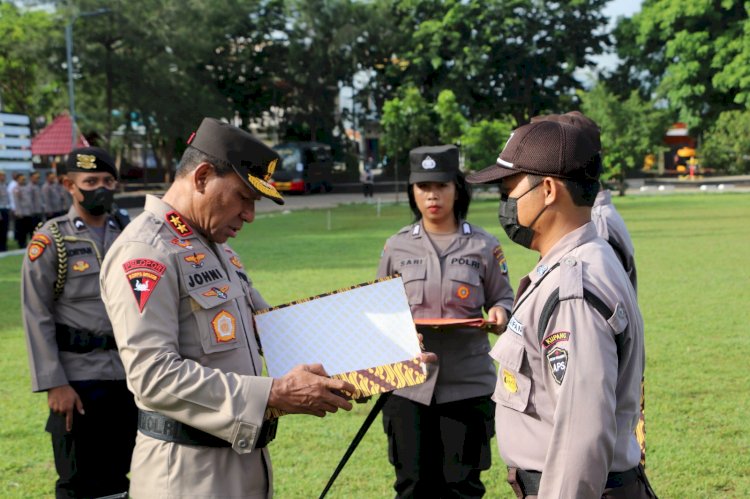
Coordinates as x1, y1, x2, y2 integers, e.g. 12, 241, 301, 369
100, 117, 356, 498
22, 147, 136, 498
377, 145, 515, 497
467, 119, 656, 498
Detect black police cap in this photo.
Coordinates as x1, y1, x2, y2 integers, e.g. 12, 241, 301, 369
187, 118, 284, 205
65, 147, 118, 179
409, 145, 460, 184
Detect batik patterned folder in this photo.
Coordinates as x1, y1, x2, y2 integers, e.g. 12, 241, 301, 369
255, 276, 427, 406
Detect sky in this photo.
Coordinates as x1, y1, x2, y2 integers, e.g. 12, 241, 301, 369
589, 0, 645, 74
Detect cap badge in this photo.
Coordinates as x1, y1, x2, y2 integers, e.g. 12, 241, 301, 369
76, 154, 97, 169
264, 158, 278, 181
421, 156, 436, 170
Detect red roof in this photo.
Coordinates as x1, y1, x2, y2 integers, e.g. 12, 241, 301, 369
31, 114, 89, 155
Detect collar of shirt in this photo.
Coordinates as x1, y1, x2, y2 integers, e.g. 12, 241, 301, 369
593, 189, 612, 208
411, 219, 472, 239
527, 222, 597, 286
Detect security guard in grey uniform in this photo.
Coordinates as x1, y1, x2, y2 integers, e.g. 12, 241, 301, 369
100, 118, 355, 498
21, 146, 136, 498
467, 119, 656, 498
377, 145, 514, 498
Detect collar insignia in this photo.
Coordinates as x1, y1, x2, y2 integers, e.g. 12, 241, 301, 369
165, 211, 193, 237
73, 218, 86, 230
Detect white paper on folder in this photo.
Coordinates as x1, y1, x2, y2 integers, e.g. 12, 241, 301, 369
254, 277, 421, 377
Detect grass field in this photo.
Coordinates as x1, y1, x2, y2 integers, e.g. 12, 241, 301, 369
1, 192, 749, 497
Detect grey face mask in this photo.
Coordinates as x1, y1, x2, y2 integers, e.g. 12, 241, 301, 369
499, 181, 547, 249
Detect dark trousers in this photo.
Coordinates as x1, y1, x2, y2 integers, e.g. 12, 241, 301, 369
0, 208, 8, 251
382, 394, 495, 498
363, 183, 374, 197
45, 380, 137, 499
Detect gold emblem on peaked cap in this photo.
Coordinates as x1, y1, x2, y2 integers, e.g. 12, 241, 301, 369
264, 158, 277, 181
76, 154, 97, 169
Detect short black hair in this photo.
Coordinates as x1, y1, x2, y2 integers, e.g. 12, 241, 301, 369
175, 146, 234, 178
407, 171, 472, 222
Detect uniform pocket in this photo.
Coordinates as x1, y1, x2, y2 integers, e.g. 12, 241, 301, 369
399, 265, 426, 306
65, 255, 101, 299
188, 288, 245, 355
445, 266, 484, 309
491, 334, 531, 413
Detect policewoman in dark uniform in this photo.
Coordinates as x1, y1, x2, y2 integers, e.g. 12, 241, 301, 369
467, 119, 656, 498
21, 147, 136, 498
100, 118, 354, 498
377, 145, 515, 498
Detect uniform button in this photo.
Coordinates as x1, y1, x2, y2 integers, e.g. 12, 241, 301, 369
536, 264, 548, 276
617, 308, 626, 317
564, 257, 576, 266
238, 439, 248, 449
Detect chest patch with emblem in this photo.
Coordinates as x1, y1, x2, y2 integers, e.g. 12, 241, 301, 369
123, 258, 167, 313
211, 310, 236, 342
184, 252, 206, 268
72, 260, 90, 272
202, 286, 230, 300
171, 237, 193, 250
547, 347, 568, 385
502, 368, 518, 393
457, 285, 470, 299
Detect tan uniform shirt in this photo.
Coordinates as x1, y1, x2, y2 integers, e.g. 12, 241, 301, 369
42, 182, 65, 214
13, 184, 33, 217
378, 220, 514, 404
492, 223, 643, 497
22, 206, 125, 392
100, 195, 273, 498
592, 190, 637, 293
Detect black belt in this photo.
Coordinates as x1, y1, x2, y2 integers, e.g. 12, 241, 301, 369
515, 467, 639, 495
137, 410, 278, 449
55, 323, 117, 353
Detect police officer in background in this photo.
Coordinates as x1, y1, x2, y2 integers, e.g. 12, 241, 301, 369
467, 119, 656, 498
377, 145, 515, 497
0, 170, 10, 251
21, 147, 136, 498
42, 172, 67, 219
99, 118, 356, 497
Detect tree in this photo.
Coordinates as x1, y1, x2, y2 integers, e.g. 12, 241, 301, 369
460, 119, 513, 172
611, 0, 748, 134
580, 84, 670, 195
702, 110, 750, 174
380, 85, 437, 178
0, 2, 64, 120
434, 90, 467, 144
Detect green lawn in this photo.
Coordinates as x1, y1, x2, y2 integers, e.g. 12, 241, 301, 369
1, 192, 749, 497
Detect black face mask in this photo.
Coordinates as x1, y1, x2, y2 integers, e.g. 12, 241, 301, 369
78, 186, 114, 216
499, 181, 547, 249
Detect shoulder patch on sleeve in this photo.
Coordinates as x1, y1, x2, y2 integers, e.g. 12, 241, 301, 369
123, 258, 167, 313
547, 347, 568, 385
493, 244, 508, 274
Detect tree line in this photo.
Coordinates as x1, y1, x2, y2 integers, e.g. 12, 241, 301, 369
2, 0, 749, 184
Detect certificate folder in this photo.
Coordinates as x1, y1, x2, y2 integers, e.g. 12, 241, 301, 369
254, 276, 427, 402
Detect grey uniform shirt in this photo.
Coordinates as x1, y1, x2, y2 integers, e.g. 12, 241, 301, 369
22, 206, 125, 392
42, 183, 65, 214
100, 195, 273, 498
377, 220, 514, 404
30, 182, 44, 215
492, 222, 643, 498
13, 184, 33, 217
0, 181, 10, 209
592, 190, 637, 293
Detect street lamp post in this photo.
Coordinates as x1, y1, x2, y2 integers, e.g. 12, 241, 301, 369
65, 8, 110, 149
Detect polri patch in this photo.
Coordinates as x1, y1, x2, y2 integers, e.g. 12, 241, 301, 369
547, 347, 568, 385
542, 331, 570, 349
27, 242, 46, 261
165, 211, 193, 237
493, 245, 508, 274
123, 258, 167, 313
